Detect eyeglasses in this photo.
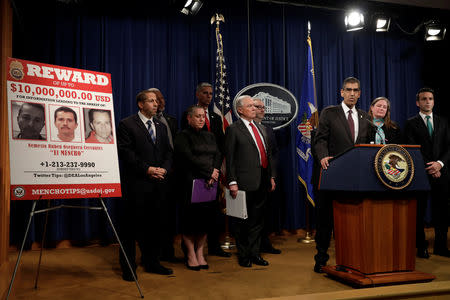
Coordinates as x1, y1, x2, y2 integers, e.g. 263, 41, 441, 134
344, 88, 360, 92
254, 105, 265, 110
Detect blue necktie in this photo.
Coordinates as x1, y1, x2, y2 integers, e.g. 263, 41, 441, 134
147, 120, 156, 143
426, 116, 433, 137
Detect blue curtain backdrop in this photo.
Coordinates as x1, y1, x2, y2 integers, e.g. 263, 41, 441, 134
10, 1, 429, 246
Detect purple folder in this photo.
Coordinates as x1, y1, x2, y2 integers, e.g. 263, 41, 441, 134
191, 179, 218, 203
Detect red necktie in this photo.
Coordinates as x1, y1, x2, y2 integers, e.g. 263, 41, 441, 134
249, 123, 268, 168
347, 110, 355, 142
204, 109, 211, 131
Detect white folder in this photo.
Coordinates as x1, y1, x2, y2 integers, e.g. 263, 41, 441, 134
225, 188, 248, 219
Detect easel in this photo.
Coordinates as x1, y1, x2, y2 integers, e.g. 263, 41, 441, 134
6, 196, 144, 299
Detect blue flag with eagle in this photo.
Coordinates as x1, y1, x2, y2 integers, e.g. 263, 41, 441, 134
296, 36, 318, 207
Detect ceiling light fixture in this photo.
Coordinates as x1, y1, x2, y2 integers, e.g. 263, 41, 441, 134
424, 20, 446, 41
345, 10, 365, 32
180, 0, 203, 16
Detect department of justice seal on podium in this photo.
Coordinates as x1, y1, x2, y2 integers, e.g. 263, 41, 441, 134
374, 144, 414, 190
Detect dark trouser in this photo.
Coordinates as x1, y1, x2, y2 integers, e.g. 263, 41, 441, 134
416, 192, 428, 250
260, 191, 278, 249
207, 200, 226, 251
231, 176, 267, 259
431, 180, 449, 250
314, 191, 333, 265
417, 176, 449, 251
119, 185, 165, 273
160, 175, 177, 258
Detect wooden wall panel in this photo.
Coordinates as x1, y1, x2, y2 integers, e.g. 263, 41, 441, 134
1, 0, 13, 267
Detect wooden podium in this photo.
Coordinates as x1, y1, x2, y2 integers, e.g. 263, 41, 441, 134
319, 144, 435, 286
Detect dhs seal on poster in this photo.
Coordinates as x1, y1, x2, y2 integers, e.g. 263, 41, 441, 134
374, 145, 414, 190
233, 83, 298, 130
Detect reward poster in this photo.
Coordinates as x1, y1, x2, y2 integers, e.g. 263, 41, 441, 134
7, 58, 121, 200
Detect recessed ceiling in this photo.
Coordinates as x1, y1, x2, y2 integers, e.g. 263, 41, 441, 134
371, 0, 450, 10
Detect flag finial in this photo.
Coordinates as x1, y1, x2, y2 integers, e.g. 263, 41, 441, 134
210, 13, 225, 27
307, 21, 311, 38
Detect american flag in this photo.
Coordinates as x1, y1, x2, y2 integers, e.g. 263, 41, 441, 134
213, 29, 232, 131
387, 168, 401, 176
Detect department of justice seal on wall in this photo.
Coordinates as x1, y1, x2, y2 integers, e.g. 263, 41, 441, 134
233, 83, 298, 130
374, 144, 414, 190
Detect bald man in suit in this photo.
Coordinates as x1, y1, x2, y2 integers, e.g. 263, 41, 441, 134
225, 95, 276, 267
313, 77, 370, 273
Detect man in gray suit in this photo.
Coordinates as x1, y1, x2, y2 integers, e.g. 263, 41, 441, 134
313, 77, 370, 273
254, 98, 281, 254
225, 95, 276, 267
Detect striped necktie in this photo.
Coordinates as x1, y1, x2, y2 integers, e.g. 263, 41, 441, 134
147, 120, 156, 143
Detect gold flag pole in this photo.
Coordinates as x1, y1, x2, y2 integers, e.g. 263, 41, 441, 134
211, 13, 225, 126
211, 13, 235, 250
298, 21, 315, 244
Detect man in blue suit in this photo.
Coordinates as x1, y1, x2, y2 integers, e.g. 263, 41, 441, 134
117, 89, 173, 281
404, 87, 450, 258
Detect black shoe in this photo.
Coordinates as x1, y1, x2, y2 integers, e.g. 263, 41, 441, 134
122, 271, 137, 282
434, 248, 450, 257
238, 257, 252, 268
251, 255, 269, 266
199, 264, 209, 270
314, 263, 325, 273
185, 262, 201, 271
209, 247, 232, 257
417, 248, 430, 259
260, 245, 282, 254
145, 264, 173, 275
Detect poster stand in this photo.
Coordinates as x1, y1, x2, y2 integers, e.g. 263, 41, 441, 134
6, 196, 144, 299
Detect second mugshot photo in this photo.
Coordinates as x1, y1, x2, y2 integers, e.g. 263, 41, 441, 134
49, 105, 82, 143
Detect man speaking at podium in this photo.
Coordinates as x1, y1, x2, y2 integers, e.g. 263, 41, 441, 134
312, 77, 370, 273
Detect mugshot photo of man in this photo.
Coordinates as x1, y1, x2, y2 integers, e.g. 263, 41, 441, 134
13, 101, 46, 140
84, 108, 114, 144
51, 105, 81, 142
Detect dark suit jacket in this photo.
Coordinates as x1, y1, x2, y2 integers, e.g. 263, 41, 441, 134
225, 119, 275, 191
261, 124, 278, 177
314, 104, 370, 161
117, 113, 172, 194
404, 114, 450, 177
368, 122, 403, 144
160, 111, 178, 143
174, 127, 222, 205
181, 108, 225, 153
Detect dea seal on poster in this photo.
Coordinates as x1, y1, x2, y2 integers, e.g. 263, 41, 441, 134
233, 83, 298, 130
374, 144, 414, 190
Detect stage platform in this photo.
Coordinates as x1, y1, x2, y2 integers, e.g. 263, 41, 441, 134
1, 228, 449, 299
